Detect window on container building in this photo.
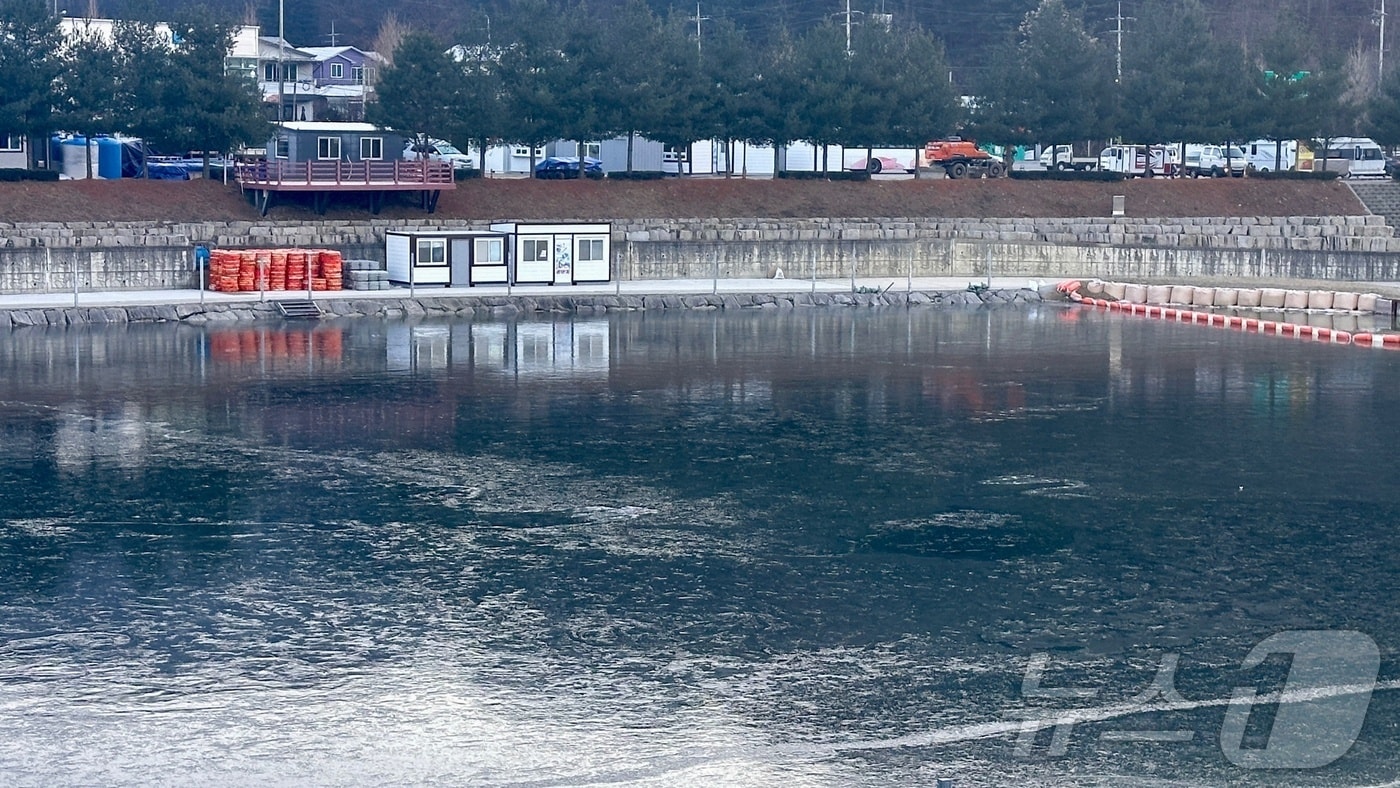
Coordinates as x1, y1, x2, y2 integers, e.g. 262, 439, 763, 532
475, 238, 503, 264
578, 238, 604, 264
417, 239, 446, 265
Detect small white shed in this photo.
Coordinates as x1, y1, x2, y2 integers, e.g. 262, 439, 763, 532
385, 229, 510, 287
488, 222, 612, 285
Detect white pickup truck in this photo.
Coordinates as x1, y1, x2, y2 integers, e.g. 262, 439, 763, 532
1183, 144, 1247, 178
1038, 144, 1099, 171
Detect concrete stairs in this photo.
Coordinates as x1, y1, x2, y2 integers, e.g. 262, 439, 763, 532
1349, 180, 1400, 234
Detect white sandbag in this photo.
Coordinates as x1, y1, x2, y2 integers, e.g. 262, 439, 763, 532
1236, 289, 1262, 308
1212, 288, 1238, 307
1331, 291, 1358, 311
1284, 290, 1310, 309
1260, 288, 1287, 308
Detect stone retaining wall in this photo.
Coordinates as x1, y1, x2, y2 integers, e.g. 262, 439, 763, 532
1, 216, 1395, 294
0, 288, 1042, 328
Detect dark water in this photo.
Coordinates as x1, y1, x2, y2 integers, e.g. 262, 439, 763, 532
1, 305, 1399, 786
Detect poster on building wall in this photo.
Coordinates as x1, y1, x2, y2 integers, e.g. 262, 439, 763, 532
554, 237, 572, 284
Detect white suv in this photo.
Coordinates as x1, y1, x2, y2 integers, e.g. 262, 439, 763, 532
403, 139, 473, 172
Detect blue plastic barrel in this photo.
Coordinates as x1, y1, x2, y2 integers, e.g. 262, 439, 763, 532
96, 137, 122, 179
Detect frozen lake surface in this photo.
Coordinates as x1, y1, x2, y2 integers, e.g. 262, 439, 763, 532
0, 305, 1397, 786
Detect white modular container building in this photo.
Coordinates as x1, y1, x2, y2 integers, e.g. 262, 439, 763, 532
385, 229, 511, 287
487, 222, 613, 285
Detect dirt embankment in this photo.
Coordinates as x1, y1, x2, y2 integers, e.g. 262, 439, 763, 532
0, 176, 1367, 224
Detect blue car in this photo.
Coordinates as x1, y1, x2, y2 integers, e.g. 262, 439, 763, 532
534, 156, 604, 179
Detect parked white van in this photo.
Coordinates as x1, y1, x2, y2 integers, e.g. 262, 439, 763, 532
1314, 137, 1385, 177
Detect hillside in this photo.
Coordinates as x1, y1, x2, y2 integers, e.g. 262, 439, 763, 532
0, 176, 1367, 225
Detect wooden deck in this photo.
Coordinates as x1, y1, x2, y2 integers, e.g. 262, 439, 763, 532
235, 160, 456, 215
236, 160, 456, 191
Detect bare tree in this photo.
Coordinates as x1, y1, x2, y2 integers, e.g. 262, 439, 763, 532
1330, 41, 1377, 133
1343, 42, 1378, 104
372, 12, 408, 68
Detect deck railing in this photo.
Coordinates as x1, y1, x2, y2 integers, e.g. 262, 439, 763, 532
235, 159, 455, 187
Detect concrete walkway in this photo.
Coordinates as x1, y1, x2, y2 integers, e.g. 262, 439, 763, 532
4, 274, 1399, 312
0, 276, 1047, 311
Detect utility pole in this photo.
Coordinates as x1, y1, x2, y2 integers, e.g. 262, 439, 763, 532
690, 1, 710, 54
327, 20, 340, 47
1108, 1, 1133, 83
1380, 0, 1388, 84
278, 0, 285, 123
845, 0, 853, 56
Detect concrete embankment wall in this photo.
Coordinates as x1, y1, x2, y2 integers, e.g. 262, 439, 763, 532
1, 216, 1396, 294
0, 288, 1041, 327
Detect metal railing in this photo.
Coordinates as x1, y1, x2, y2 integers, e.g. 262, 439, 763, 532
235, 159, 455, 187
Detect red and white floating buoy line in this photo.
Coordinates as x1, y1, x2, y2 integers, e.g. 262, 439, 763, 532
1055, 280, 1398, 349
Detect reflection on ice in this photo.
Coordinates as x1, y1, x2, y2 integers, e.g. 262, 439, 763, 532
387, 320, 612, 377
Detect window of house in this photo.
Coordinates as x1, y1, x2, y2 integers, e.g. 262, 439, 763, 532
475, 237, 503, 264
275, 136, 290, 158
511, 146, 545, 158
330, 62, 343, 79
0, 134, 23, 152
582, 142, 600, 158
577, 238, 604, 264
352, 66, 365, 83
284, 63, 297, 81
317, 136, 341, 160
225, 57, 257, 80
360, 137, 383, 160
662, 145, 687, 163
417, 238, 446, 265
264, 62, 275, 81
